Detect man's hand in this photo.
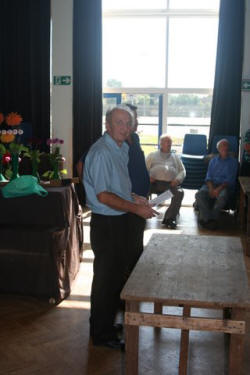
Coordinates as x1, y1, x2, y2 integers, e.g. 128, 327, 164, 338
207, 181, 216, 198
97, 191, 158, 219
135, 204, 159, 219
132, 193, 150, 206
208, 187, 216, 198
208, 185, 226, 198
170, 179, 179, 188
150, 177, 156, 183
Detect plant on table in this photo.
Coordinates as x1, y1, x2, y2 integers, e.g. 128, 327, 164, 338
42, 138, 67, 180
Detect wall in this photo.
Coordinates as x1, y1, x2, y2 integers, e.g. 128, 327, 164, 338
240, 0, 250, 145
51, 0, 73, 177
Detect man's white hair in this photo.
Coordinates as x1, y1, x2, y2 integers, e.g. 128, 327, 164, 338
160, 134, 172, 142
105, 104, 134, 126
216, 138, 229, 150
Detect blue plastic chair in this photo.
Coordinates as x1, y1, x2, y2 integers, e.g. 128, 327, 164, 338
182, 134, 208, 156
181, 134, 208, 190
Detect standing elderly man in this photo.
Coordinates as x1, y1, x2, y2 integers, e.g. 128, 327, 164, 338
146, 134, 186, 229
83, 105, 157, 350
195, 138, 238, 230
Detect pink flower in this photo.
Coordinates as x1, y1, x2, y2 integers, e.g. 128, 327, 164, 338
5, 156, 11, 163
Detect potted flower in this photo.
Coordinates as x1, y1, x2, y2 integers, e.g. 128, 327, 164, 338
42, 138, 67, 180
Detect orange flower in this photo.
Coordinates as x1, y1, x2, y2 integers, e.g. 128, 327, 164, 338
0, 113, 4, 125
0, 133, 15, 143
5, 112, 23, 126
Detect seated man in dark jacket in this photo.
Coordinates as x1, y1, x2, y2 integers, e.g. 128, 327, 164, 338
195, 138, 238, 230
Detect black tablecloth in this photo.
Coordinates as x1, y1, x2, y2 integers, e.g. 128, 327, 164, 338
0, 184, 83, 303
0, 185, 75, 228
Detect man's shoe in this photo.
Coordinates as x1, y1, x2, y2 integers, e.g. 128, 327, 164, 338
162, 218, 177, 229
93, 337, 125, 351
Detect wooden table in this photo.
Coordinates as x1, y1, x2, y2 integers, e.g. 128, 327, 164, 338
121, 233, 250, 375
239, 176, 250, 256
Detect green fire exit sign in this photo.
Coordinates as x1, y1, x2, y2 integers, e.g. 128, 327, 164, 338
53, 75, 71, 85
242, 79, 250, 91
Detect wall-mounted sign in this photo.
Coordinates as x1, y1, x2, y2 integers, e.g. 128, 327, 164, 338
242, 79, 250, 91
53, 75, 71, 85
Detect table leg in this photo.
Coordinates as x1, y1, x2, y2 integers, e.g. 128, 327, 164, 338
179, 306, 191, 375
125, 301, 139, 375
228, 308, 246, 375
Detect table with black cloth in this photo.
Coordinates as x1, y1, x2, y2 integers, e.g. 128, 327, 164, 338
0, 184, 83, 303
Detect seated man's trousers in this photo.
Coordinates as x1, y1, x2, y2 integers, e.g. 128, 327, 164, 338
150, 180, 184, 220
195, 184, 230, 222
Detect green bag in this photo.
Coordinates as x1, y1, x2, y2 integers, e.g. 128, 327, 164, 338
2, 175, 48, 198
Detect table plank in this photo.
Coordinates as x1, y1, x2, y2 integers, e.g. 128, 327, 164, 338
179, 306, 190, 375
229, 308, 246, 375
121, 234, 250, 309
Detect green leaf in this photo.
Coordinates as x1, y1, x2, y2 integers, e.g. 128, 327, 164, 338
0, 144, 6, 154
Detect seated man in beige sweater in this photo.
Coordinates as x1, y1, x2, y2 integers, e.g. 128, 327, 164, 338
146, 134, 186, 229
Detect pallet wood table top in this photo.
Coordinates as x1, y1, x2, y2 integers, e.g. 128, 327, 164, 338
121, 234, 250, 309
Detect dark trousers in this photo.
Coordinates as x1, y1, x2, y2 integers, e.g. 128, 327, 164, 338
125, 213, 146, 279
195, 184, 230, 222
89, 212, 145, 341
150, 180, 184, 220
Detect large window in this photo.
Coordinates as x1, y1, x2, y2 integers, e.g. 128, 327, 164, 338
168, 18, 218, 89
103, 17, 166, 88
102, 1, 220, 154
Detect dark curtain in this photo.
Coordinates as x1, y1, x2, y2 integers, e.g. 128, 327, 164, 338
0, 0, 51, 146
208, 0, 245, 150
73, 0, 102, 169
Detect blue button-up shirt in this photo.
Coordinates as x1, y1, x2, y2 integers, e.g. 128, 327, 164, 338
83, 132, 132, 215
205, 155, 238, 189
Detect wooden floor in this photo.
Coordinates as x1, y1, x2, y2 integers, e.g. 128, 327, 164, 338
1, 194, 250, 375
